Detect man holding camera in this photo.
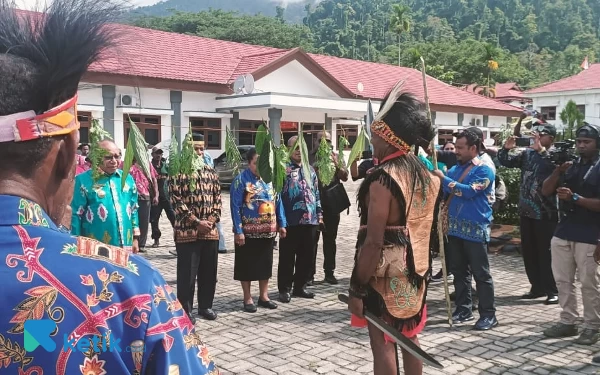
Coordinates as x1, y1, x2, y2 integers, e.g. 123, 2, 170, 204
498, 124, 559, 305
541, 123, 600, 345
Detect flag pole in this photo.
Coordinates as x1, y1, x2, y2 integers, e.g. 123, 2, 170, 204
420, 57, 453, 327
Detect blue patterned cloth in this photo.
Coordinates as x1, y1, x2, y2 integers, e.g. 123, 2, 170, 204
281, 162, 322, 226
0, 195, 219, 375
443, 158, 495, 242
230, 168, 286, 238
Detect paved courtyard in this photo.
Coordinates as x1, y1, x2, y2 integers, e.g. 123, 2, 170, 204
145, 179, 600, 374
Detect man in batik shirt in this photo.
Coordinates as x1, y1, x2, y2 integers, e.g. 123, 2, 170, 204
278, 135, 323, 303
0, 1, 219, 374
169, 133, 222, 322
130, 157, 159, 253
71, 140, 141, 253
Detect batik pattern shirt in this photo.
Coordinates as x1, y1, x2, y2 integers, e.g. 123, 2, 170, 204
0, 195, 220, 375
71, 169, 140, 252
442, 158, 495, 243
281, 162, 322, 226
230, 168, 286, 239
129, 164, 158, 200
168, 167, 222, 243
497, 147, 558, 220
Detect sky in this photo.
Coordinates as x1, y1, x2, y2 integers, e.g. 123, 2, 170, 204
17, 0, 308, 10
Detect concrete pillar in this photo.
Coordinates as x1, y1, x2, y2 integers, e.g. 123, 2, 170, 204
483, 115, 489, 128
170, 91, 183, 149
101, 85, 116, 137
231, 111, 240, 145
268, 108, 282, 146
458, 113, 464, 128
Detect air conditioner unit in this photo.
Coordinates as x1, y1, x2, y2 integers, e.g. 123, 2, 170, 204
119, 94, 139, 107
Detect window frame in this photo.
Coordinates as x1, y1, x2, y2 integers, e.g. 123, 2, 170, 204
190, 117, 222, 150
540, 106, 557, 121
77, 111, 92, 144
123, 114, 162, 146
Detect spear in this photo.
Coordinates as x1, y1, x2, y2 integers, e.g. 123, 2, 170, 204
420, 56, 453, 327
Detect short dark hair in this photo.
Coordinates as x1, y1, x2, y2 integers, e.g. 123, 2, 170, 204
455, 131, 481, 150
246, 147, 258, 162
0, 0, 122, 178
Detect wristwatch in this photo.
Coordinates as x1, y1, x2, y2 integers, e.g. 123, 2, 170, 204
572, 193, 580, 202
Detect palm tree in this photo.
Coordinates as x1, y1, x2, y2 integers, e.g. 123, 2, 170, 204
560, 100, 585, 138
389, 4, 411, 66
483, 43, 499, 98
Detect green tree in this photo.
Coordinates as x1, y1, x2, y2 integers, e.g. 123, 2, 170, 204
389, 4, 411, 66
560, 100, 585, 139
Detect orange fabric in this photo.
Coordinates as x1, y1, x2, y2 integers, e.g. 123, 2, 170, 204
350, 304, 427, 342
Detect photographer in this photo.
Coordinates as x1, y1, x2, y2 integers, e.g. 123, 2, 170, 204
541, 123, 600, 346
498, 124, 559, 305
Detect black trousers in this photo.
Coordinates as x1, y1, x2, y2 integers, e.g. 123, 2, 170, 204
448, 236, 495, 317
176, 240, 219, 312
137, 198, 151, 249
520, 216, 558, 296
312, 212, 341, 278
150, 196, 175, 241
278, 225, 317, 293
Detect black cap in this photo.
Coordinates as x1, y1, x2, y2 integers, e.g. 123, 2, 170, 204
192, 132, 204, 142
576, 123, 600, 139
453, 126, 485, 150
532, 123, 557, 137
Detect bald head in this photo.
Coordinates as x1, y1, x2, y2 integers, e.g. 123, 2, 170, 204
287, 136, 298, 147
98, 140, 120, 175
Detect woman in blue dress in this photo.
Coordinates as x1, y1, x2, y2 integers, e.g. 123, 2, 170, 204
230, 148, 287, 312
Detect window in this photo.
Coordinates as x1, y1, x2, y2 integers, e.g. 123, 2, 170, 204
540, 106, 557, 121
577, 105, 586, 117
238, 120, 263, 146
124, 114, 161, 146
190, 118, 221, 149
438, 130, 454, 146
336, 124, 358, 150
282, 123, 323, 149
77, 112, 92, 144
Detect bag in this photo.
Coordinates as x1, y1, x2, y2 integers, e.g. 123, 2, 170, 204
440, 164, 474, 235
321, 182, 351, 215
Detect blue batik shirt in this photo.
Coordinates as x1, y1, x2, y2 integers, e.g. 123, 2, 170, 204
442, 157, 495, 243
230, 168, 287, 238
0, 195, 220, 375
281, 162, 322, 226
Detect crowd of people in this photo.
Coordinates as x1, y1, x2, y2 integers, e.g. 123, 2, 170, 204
2, 1, 600, 375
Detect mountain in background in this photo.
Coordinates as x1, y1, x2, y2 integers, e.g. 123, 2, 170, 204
131, 0, 311, 23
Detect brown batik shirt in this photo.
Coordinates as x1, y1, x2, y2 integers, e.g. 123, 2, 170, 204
168, 167, 222, 243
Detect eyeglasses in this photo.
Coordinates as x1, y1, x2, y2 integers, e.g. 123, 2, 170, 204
103, 154, 121, 161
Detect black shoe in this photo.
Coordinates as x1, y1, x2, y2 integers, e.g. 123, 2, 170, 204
198, 309, 217, 320
306, 279, 314, 286
292, 288, 315, 299
449, 291, 456, 301
152, 240, 159, 248
169, 249, 177, 256
324, 274, 338, 285
218, 249, 228, 254
521, 291, 545, 299
474, 316, 498, 331
258, 299, 278, 309
279, 292, 291, 303
187, 313, 196, 325
545, 295, 559, 305
452, 310, 474, 324
243, 303, 257, 313
138, 247, 146, 253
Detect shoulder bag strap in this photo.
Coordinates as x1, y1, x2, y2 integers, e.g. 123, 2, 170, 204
445, 163, 475, 207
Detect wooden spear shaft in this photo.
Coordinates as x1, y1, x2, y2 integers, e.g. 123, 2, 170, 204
420, 56, 453, 327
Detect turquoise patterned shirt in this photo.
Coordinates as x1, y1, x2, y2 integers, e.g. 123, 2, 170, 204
71, 169, 140, 251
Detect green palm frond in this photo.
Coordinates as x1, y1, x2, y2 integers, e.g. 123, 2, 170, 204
88, 118, 112, 182
168, 130, 180, 177
225, 126, 242, 177
315, 136, 335, 186
122, 117, 152, 189
337, 136, 350, 168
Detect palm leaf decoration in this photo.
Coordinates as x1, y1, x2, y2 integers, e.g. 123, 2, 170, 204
273, 143, 289, 193
337, 135, 350, 168
179, 129, 204, 190
346, 126, 369, 169
122, 117, 152, 189
297, 123, 312, 183
225, 126, 242, 177
88, 118, 112, 182
255, 122, 269, 155
168, 130, 180, 177
256, 124, 275, 184
315, 135, 335, 185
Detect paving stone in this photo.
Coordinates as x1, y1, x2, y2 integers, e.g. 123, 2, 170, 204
139, 180, 596, 374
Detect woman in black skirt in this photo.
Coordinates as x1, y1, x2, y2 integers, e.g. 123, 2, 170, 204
230, 148, 287, 312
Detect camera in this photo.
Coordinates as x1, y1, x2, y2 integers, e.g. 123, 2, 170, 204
515, 137, 533, 147
542, 140, 577, 166
361, 150, 373, 160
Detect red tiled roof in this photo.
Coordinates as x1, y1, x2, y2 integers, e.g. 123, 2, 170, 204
310, 54, 521, 112
526, 64, 600, 94
82, 23, 520, 113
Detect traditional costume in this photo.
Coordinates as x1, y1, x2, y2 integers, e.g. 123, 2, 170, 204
349, 83, 442, 346
0, 2, 219, 374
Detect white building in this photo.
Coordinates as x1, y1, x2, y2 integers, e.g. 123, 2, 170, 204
525, 64, 600, 131
77, 24, 522, 157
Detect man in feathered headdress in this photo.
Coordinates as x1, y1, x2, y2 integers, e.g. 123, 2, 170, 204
0, 1, 219, 373
347, 82, 442, 375
168, 132, 222, 322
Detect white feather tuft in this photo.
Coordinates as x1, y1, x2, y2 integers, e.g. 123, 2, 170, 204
374, 80, 405, 122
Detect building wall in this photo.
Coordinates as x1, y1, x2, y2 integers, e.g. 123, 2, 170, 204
254, 60, 340, 97
528, 90, 600, 129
